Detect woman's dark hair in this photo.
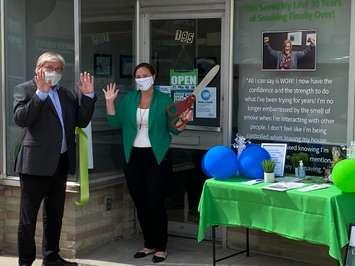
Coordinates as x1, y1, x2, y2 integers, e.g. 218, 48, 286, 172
282, 40, 292, 53
133, 62, 156, 77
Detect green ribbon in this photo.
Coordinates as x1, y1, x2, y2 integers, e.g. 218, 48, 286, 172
75, 127, 89, 206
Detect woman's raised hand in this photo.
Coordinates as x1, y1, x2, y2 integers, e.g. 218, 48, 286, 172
103, 82, 119, 102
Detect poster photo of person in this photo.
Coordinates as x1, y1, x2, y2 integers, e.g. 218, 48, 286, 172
262, 30, 316, 71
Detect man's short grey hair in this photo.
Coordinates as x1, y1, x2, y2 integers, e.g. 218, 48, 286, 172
35, 51, 65, 70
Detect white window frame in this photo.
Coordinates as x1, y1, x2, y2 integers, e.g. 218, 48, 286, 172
139, 1, 233, 147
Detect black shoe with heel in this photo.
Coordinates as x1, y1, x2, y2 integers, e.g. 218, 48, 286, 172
42, 256, 78, 266
152, 251, 167, 263
134, 248, 156, 258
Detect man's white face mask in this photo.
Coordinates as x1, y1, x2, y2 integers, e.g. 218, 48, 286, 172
135, 76, 154, 91
45, 71, 62, 86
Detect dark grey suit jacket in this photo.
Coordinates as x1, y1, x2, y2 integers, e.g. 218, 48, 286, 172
13, 80, 96, 176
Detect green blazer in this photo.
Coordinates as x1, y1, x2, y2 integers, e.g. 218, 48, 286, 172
107, 89, 180, 164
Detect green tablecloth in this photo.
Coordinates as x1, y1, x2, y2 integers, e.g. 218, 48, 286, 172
197, 177, 355, 265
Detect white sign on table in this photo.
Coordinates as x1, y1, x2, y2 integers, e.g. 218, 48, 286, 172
261, 143, 287, 177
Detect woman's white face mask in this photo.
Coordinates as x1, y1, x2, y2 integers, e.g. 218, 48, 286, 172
45, 71, 62, 86
135, 76, 154, 91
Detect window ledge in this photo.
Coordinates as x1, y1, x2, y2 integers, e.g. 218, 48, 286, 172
0, 174, 126, 193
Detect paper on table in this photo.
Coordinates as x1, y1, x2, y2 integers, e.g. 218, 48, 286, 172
276, 176, 303, 182
297, 184, 331, 192
263, 182, 305, 191
244, 179, 263, 185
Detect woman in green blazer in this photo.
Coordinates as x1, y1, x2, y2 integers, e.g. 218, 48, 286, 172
103, 63, 192, 263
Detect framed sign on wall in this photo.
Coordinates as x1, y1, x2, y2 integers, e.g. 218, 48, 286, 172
94, 54, 112, 77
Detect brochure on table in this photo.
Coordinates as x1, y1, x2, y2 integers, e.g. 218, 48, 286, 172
262, 182, 305, 191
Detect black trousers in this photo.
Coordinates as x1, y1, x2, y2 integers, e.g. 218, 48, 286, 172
124, 147, 170, 251
18, 153, 68, 265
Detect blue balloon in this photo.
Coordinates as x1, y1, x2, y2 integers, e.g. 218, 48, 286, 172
238, 144, 271, 179
201, 155, 208, 175
202, 145, 238, 180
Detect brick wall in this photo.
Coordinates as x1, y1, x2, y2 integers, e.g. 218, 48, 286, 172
73, 183, 137, 256
3, 186, 20, 255
0, 181, 137, 258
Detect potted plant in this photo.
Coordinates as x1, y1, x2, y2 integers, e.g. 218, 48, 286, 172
262, 159, 276, 182
290, 152, 309, 177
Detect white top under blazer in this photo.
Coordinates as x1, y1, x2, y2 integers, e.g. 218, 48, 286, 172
133, 108, 152, 147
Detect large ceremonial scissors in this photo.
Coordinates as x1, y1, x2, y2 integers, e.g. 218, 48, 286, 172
167, 64, 220, 128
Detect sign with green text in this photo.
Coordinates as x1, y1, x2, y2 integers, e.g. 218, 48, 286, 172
244, 0, 345, 23
170, 69, 198, 90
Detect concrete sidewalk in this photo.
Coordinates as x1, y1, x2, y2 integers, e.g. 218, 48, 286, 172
0, 235, 316, 266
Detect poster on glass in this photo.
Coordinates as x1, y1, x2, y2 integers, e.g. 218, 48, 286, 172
262, 30, 317, 71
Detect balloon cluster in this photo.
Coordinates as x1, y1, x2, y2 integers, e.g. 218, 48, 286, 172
238, 144, 270, 179
331, 159, 355, 192
201, 145, 238, 180
202, 143, 271, 180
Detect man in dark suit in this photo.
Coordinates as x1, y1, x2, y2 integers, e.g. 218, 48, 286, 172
13, 51, 96, 266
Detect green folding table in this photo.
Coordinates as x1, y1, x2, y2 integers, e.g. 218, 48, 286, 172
198, 177, 355, 266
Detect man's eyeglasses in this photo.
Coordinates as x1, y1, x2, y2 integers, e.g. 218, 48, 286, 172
43, 66, 63, 72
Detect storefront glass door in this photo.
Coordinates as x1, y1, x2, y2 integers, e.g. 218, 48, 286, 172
146, 17, 222, 236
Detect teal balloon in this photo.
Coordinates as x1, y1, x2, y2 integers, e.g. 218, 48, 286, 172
202, 145, 238, 180
331, 159, 355, 192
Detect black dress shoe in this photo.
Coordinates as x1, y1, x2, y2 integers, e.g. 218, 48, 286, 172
42, 256, 78, 266
134, 249, 155, 258
152, 252, 167, 263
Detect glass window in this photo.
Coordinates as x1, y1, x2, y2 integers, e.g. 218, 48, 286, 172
4, 0, 74, 177
233, 0, 351, 175
150, 18, 221, 128
80, 0, 135, 179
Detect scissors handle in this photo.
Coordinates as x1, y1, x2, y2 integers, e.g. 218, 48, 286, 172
166, 94, 196, 128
